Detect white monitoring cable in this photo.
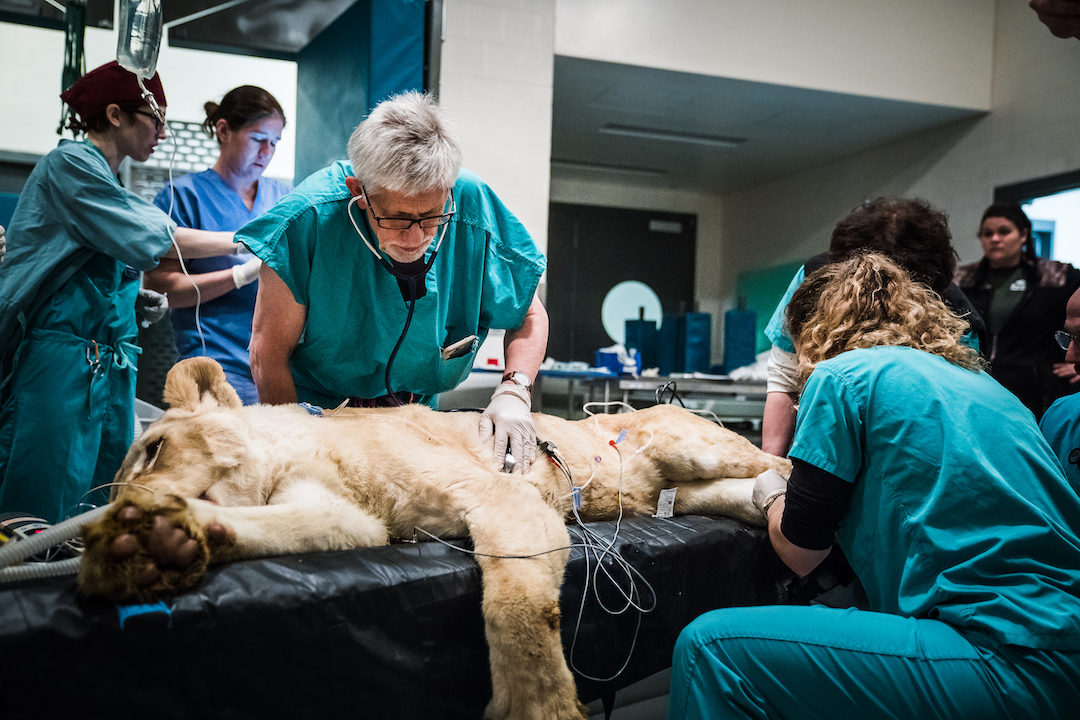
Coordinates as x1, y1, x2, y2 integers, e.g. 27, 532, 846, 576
413, 425, 658, 683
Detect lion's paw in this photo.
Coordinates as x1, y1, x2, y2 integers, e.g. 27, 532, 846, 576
78, 493, 218, 602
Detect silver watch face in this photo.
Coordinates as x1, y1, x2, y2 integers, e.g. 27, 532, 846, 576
509, 372, 531, 388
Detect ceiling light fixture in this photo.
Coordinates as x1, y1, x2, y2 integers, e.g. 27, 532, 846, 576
550, 159, 666, 177
598, 124, 747, 148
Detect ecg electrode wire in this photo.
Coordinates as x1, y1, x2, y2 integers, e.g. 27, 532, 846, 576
582, 400, 636, 416
689, 408, 726, 427
656, 381, 684, 406
413, 428, 657, 682
566, 441, 656, 681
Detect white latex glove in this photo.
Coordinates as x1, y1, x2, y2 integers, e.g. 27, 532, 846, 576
478, 383, 536, 474
752, 469, 788, 523
0, 225, 6, 268
232, 257, 262, 288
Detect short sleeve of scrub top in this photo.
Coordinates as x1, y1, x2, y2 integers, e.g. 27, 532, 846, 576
54, 141, 175, 271
764, 265, 805, 354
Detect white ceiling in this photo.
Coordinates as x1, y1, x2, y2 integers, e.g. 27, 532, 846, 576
550, 55, 985, 195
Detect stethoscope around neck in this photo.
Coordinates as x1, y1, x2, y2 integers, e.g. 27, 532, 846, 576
345, 192, 453, 405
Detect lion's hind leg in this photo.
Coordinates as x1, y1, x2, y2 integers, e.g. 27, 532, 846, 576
672, 476, 763, 526
459, 479, 587, 720
604, 404, 791, 481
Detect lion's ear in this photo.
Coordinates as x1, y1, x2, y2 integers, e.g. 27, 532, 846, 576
162, 357, 243, 411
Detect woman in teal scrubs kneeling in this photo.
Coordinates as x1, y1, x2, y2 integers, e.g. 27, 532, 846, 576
669, 253, 1080, 719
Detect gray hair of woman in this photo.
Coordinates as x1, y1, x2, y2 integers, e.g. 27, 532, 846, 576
347, 90, 463, 195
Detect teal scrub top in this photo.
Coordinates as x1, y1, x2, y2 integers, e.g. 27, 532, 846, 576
237, 162, 545, 408
0, 139, 175, 355
789, 346, 1080, 650
0, 139, 175, 521
764, 265, 805, 354
1040, 392, 1080, 494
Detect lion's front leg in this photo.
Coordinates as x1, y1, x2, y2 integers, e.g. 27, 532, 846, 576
79, 476, 391, 603
78, 493, 226, 603
461, 480, 588, 720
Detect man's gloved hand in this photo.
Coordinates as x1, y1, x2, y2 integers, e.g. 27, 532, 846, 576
752, 469, 789, 523
135, 288, 169, 328
232, 257, 262, 289
0, 225, 6, 268
478, 382, 536, 474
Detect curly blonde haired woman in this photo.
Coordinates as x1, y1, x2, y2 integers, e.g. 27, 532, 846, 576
669, 253, 1080, 720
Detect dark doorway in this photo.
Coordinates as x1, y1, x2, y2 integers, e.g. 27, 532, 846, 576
547, 202, 697, 363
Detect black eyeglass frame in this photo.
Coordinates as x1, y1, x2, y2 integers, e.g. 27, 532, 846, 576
1055, 329, 1079, 352
127, 108, 166, 132
362, 184, 456, 230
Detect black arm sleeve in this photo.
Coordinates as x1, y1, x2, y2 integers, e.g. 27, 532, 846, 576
780, 458, 855, 551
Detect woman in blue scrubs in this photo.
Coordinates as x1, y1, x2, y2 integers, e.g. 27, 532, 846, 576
145, 86, 293, 404
669, 253, 1080, 719
0, 61, 238, 523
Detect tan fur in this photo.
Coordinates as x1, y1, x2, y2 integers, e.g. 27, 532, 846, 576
78, 358, 790, 720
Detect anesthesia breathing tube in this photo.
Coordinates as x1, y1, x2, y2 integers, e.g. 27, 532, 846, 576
346, 191, 453, 405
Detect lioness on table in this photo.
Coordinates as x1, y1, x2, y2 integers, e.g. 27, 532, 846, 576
78, 357, 790, 720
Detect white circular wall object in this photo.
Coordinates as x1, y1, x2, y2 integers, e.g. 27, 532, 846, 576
601, 281, 663, 345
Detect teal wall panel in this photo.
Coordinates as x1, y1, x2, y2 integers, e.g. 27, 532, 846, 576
734, 260, 803, 354
294, 0, 425, 184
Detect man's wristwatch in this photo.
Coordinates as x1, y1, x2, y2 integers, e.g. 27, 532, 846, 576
501, 371, 532, 393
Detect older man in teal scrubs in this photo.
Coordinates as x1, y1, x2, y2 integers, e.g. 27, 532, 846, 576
242, 91, 548, 474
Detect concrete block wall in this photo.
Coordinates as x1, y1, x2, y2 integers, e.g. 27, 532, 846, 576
438, 0, 556, 258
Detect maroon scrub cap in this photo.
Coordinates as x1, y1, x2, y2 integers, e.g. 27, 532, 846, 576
60, 60, 166, 118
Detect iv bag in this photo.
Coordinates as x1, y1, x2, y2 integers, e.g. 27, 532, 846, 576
116, 0, 162, 81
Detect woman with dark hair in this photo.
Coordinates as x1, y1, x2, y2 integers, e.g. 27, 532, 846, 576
670, 253, 1080, 720
145, 85, 293, 404
954, 202, 1080, 419
0, 61, 237, 523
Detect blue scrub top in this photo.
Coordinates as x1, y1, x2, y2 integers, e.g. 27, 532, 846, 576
236, 162, 545, 407
153, 169, 293, 383
789, 346, 1080, 650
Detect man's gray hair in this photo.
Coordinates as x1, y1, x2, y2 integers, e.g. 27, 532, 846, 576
347, 91, 463, 194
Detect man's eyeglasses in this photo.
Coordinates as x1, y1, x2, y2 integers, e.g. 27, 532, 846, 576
129, 108, 166, 132
1055, 330, 1079, 351
363, 185, 455, 230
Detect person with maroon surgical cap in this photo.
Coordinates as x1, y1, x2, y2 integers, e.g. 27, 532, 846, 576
0, 61, 237, 523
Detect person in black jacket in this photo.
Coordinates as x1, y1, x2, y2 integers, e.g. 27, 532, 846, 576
954, 202, 1080, 419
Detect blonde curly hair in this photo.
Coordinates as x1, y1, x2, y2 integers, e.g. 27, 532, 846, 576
786, 252, 984, 384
